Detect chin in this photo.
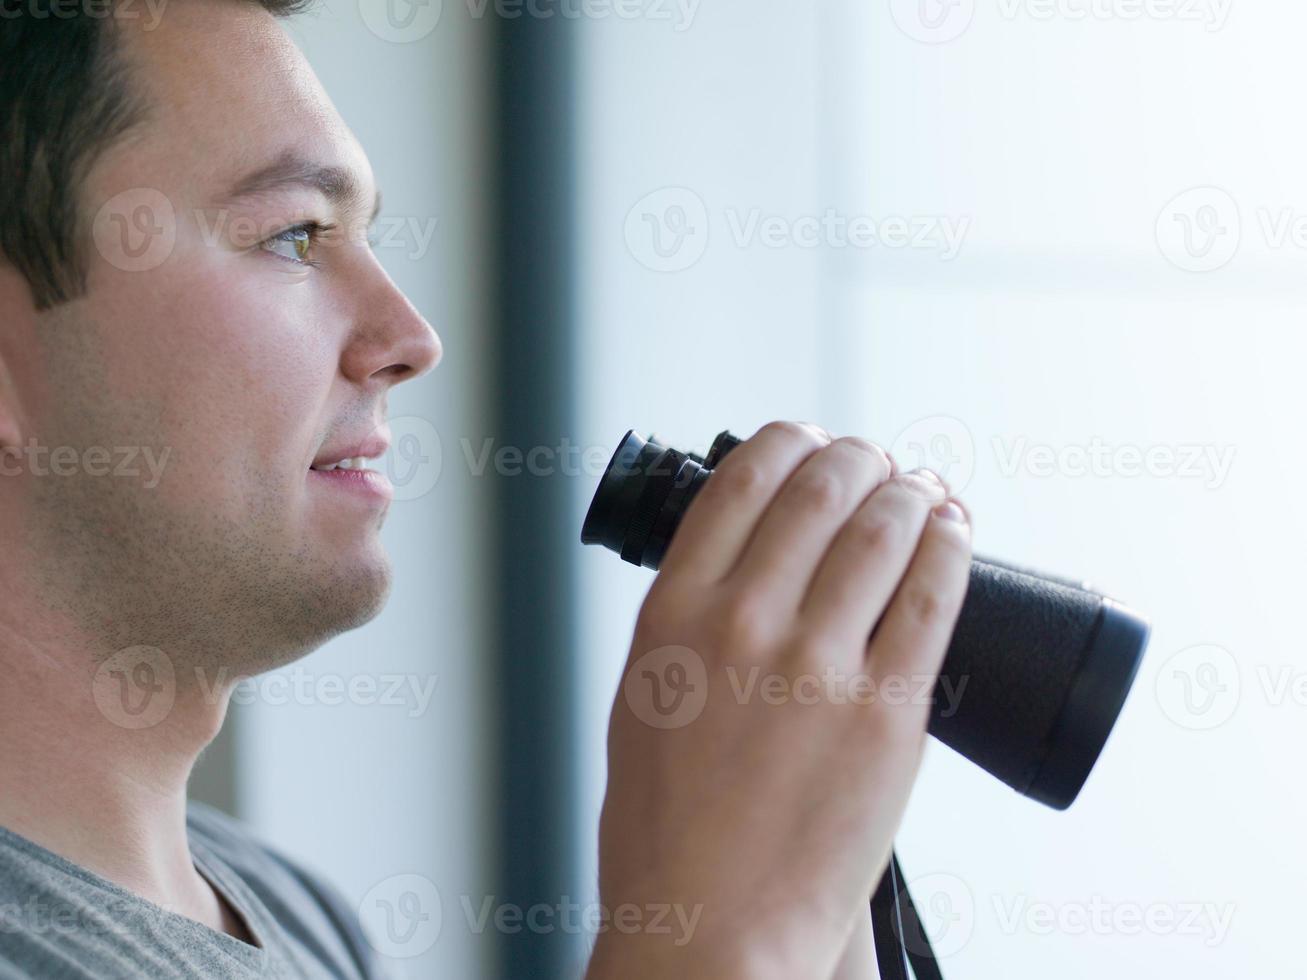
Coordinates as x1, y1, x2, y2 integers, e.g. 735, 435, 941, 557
330, 544, 395, 632
286, 539, 396, 651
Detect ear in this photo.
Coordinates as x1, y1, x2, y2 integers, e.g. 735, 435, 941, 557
0, 264, 37, 452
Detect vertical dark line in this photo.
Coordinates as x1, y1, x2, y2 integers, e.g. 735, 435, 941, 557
489, 6, 581, 979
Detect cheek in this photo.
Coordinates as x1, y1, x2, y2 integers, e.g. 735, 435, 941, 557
95, 261, 342, 496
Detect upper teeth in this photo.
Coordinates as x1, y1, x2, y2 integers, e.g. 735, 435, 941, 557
314, 457, 367, 471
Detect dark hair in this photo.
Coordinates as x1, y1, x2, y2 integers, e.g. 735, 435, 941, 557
0, 0, 316, 310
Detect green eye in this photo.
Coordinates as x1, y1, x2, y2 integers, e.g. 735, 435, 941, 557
263, 225, 316, 264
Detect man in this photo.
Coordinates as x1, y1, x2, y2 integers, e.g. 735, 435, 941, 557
0, 2, 972, 977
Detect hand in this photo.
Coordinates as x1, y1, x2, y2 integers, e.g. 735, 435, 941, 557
586, 420, 972, 979
831, 904, 877, 980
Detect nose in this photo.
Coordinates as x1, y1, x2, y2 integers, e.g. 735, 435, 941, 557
340, 263, 443, 387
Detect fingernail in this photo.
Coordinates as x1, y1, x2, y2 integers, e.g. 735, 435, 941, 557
933, 500, 967, 523
911, 467, 943, 485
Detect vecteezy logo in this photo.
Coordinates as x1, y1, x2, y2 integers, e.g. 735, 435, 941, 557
623, 644, 708, 729
889, 0, 975, 44
92, 188, 177, 274
92, 645, 177, 730
1155, 186, 1241, 273
900, 871, 975, 958
889, 415, 977, 494
359, 0, 443, 43
1155, 643, 1241, 730
385, 415, 442, 502
359, 874, 442, 958
623, 187, 710, 273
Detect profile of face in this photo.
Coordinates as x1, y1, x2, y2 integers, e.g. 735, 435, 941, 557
0, 1, 442, 678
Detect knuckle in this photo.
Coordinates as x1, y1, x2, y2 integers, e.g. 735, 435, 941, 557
707, 458, 767, 501
831, 437, 893, 487
761, 419, 822, 445
842, 512, 899, 553
832, 435, 889, 467
760, 419, 805, 438
893, 468, 946, 502
786, 469, 846, 516
897, 581, 949, 627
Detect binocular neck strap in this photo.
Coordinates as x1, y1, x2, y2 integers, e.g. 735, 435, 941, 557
871, 851, 944, 980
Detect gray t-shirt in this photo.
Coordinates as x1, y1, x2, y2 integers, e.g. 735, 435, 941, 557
0, 801, 391, 979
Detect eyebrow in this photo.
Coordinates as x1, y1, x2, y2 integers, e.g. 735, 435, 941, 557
217, 149, 382, 222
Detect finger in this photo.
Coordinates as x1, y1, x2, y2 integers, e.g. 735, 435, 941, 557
658, 420, 830, 586
725, 437, 894, 614
796, 470, 948, 653
864, 500, 972, 720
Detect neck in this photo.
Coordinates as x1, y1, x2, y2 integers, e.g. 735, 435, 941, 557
0, 610, 239, 926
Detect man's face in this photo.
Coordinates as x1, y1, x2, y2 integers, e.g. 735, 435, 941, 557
7, 1, 441, 674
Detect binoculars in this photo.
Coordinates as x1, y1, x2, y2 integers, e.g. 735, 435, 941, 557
581, 428, 1150, 810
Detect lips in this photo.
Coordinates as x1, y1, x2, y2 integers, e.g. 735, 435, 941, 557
312, 456, 370, 472
310, 433, 389, 472
307, 463, 394, 503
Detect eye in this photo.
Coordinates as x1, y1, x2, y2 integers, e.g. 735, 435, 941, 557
261, 222, 330, 266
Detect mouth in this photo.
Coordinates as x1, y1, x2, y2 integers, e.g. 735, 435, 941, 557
309, 439, 393, 504
311, 456, 375, 473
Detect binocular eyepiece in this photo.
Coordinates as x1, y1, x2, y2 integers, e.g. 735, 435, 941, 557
582, 428, 1150, 810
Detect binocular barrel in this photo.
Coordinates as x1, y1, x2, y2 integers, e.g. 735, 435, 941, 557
581, 428, 1150, 810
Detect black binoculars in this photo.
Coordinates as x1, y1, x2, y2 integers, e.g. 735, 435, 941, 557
582, 428, 1150, 810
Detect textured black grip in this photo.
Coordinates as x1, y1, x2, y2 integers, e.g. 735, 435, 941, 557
930, 559, 1104, 797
